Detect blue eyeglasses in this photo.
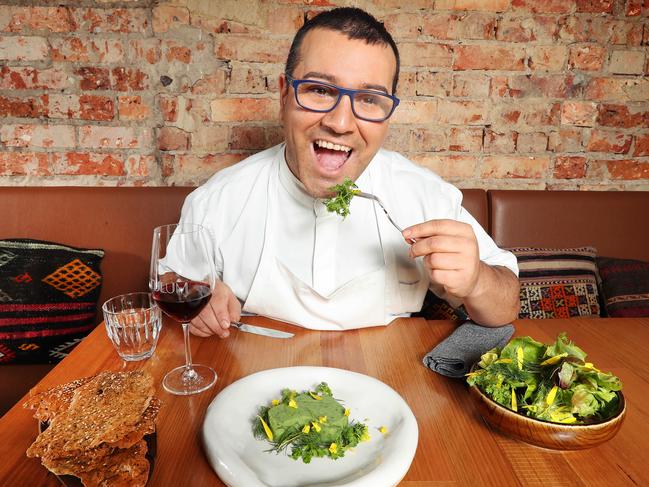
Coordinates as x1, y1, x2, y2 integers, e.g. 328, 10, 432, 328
285, 74, 400, 122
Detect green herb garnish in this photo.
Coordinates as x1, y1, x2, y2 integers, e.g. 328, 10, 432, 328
322, 177, 360, 219
467, 332, 622, 424
252, 382, 370, 463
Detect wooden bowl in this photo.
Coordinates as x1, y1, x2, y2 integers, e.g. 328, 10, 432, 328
468, 385, 626, 450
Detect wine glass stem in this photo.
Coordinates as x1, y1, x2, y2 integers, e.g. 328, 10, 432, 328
181, 322, 198, 383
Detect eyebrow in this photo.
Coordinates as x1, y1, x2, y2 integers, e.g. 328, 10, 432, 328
301, 71, 389, 94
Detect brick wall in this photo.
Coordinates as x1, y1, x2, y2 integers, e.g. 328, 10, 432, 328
0, 0, 647, 189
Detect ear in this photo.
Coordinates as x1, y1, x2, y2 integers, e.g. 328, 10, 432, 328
279, 73, 289, 113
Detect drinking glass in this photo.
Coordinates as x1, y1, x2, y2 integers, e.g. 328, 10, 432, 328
150, 223, 217, 395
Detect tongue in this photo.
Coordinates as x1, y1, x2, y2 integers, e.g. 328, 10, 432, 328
315, 147, 349, 171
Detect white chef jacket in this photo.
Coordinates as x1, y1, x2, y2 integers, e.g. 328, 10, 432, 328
179, 143, 518, 329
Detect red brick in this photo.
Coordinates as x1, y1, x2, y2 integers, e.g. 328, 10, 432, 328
606, 159, 649, 179
1, 6, 77, 33
190, 14, 263, 35
51, 37, 125, 63
609, 20, 644, 46
511, 0, 574, 13
608, 50, 646, 74
165, 42, 191, 63
0, 124, 75, 148
561, 101, 598, 126
411, 154, 478, 179
587, 129, 633, 153
383, 13, 422, 39
399, 43, 454, 68
554, 156, 587, 178
626, 0, 649, 16
192, 125, 229, 152
229, 125, 268, 150
435, 0, 510, 12
454, 45, 526, 70
584, 77, 649, 101
210, 98, 277, 122
229, 65, 268, 94
216, 36, 290, 63
163, 153, 244, 185
558, 16, 597, 43
76, 67, 111, 91
517, 132, 548, 152
0, 66, 68, 90
79, 95, 114, 121
152, 5, 189, 33
118, 96, 149, 121
53, 152, 124, 176
448, 127, 483, 152
128, 39, 161, 64
484, 129, 517, 153
157, 126, 190, 151
422, 12, 496, 40
527, 46, 568, 71
0, 35, 49, 61
0, 94, 48, 118
512, 101, 560, 126
598, 104, 649, 128
111, 67, 148, 91
391, 100, 438, 124
159, 96, 178, 122
191, 70, 227, 95
452, 74, 490, 97
126, 154, 155, 179
79, 126, 149, 149
492, 74, 581, 98
437, 100, 489, 125
496, 15, 558, 43
481, 156, 551, 178
569, 45, 606, 71
416, 71, 452, 97
0, 152, 50, 176
548, 128, 584, 152
576, 0, 614, 13
634, 134, 649, 156
266, 7, 304, 35
409, 128, 446, 152
76, 8, 149, 34
397, 71, 417, 97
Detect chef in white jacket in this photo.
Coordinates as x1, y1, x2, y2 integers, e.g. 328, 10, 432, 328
181, 7, 520, 337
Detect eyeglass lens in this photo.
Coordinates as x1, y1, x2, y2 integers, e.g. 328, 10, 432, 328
295, 81, 394, 121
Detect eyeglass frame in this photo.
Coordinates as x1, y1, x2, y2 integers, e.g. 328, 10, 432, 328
284, 73, 400, 123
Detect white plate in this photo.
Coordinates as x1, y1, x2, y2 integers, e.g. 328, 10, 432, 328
202, 366, 418, 487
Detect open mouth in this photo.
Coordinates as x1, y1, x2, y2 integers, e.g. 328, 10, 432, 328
313, 139, 352, 172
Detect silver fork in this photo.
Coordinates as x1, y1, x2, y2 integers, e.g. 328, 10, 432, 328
355, 191, 415, 244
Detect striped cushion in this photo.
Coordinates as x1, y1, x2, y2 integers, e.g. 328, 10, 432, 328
509, 247, 601, 319
0, 239, 104, 364
597, 257, 649, 317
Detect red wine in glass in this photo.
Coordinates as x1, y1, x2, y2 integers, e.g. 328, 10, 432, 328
153, 281, 212, 323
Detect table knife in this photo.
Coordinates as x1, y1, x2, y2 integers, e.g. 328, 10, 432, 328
230, 321, 294, 338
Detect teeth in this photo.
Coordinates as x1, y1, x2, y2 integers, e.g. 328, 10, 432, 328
315, 140, 352, 152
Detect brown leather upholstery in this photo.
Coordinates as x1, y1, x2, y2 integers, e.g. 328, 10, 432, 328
490, 190, 649, 261
460, 189, 488, 231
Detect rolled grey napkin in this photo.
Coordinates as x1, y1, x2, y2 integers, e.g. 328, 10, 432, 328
423, 321, 515, 378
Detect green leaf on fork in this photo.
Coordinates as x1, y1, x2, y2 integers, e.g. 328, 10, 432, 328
323, 177, 360, 219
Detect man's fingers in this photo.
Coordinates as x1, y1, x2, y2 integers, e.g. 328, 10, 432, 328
424, 252, 468, 271
409, 235, 469, 258
403, 219, 472, 240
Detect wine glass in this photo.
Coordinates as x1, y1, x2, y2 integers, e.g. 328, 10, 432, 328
150, 223, 217, 395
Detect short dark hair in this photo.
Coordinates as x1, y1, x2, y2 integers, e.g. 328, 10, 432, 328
285, 7, 400, 95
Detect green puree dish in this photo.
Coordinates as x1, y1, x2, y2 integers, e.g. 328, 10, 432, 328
252, 382, 370, 463
322, 178, 360, 219
467, 332, 623, 424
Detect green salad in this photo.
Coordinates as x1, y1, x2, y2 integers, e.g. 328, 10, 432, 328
252, 382, 370, 463
467, 332, 623, 424
322, 177, 360, 219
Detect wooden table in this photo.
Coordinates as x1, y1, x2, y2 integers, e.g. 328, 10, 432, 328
1, 317, 648, 486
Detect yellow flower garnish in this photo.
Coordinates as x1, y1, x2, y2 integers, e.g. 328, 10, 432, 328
511, 387, 517, 411
540, 353, 568, 366
258, 416, 273, 441
288, 399, 298, 408
379, 426, 388, 435
546, 385, 558, 406
271, 399, 280, 406
329, 443, 338, 454
318, 416, 327, 423
516, 346, 524, 370
495, 358, 512, 364
311, 421, 321, 432
302, 424, 310, 434
344, 408, 350, 417
309, 391, 322, 400
360, 429, 370, 442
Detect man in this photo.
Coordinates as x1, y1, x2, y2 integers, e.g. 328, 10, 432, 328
181, 7, 520, 337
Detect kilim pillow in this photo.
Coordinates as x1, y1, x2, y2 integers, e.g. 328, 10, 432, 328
0, 239, 104, 364
414, 291, 469, 322
510, 247, 601, 319
597, 257, 649, 317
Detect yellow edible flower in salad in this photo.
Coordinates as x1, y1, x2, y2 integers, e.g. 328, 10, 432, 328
546, 385, 558, 406
329, 443, 338, 454
318, 416, 327, 423
258, 416, 273, 441
344, 408, 350, 417
360, 429, 370, 442
511, 387, 517, 411
302, 424, 310, 434
311, 421, 321, 432
379, 426, 388, 435
288, 398, 298, 408
271, 399, 280, 406
309, 391, 323, 400
516, 346, 524, 370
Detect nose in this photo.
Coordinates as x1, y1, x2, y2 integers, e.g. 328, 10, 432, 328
320, 93, 355, 134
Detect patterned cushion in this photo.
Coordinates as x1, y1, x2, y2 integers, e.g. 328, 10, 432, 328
597, 257, 649, 317
0, 239, 104, 364
510, 247, 601, 319
414, 291, 468, 322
